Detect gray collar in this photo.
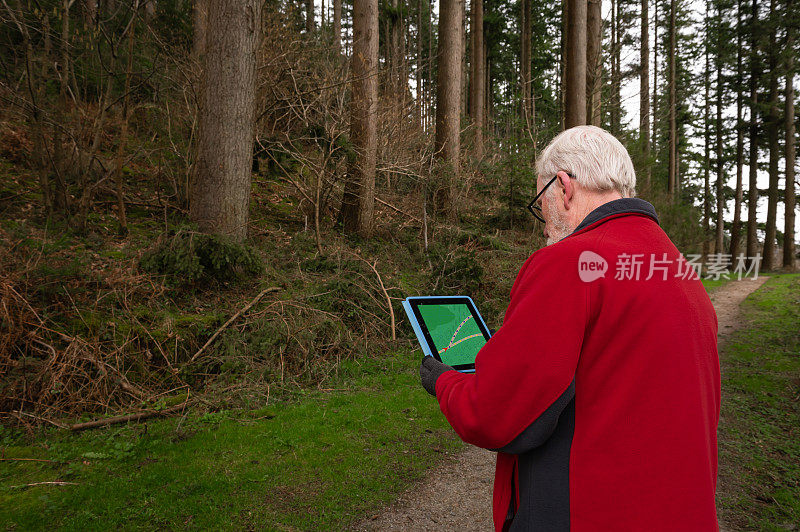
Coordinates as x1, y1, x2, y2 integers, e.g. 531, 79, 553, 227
572, 198, 659, 234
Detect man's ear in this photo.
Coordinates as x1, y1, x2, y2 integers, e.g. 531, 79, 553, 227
557, 171, 574, 210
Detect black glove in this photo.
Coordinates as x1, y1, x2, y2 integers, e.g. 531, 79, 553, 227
419, 356, 454, 397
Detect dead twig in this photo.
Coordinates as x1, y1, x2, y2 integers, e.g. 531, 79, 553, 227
9, 481, 78, 489
189, 287, 281, 363
350, 255, 396, 341
69, 400, 194, 432
12, 410, 69, 429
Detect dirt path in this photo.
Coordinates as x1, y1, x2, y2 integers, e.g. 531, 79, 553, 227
353, 277, 769, 531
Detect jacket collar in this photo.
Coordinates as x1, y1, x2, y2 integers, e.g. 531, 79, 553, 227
572, 197, 659, 234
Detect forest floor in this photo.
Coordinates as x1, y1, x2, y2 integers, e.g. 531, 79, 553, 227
353, 276, 777, 531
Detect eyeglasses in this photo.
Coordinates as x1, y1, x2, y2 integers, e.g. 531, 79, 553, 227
526, 172, 574, 223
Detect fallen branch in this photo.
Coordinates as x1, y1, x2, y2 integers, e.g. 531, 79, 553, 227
375, 196, 422, 223
12, 410, 69, 429
10, 481, 78, 489
69, 401, 194, 432
0, 458, 55, 463
189, 286, 281, 363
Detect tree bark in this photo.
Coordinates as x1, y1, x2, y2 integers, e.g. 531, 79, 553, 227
610, 0, 620, 133
193, 0, 207, 59
730, 0, 744, 259
470, 0, 485, 157
763, 0, 780, 270
564, 0, 587, 128
745, 0, 760, 262
667, 0, 677, 197
714, 0, 724, 254
306, 0, 314, 32
485, 36, 491, 129
652, 0, 658, 153
417, 0, 423, 125
341, 0, 379, 236
586, 0, 602, 125
190, 0, 261, 241
784, 0, 796, 270
389, 0, 403, 96
640, 0, 650, 184
428, 0, 434, 131
334, 0, 342, 51
461, 0, 468, 116
521, 0, 532, 131
703, 7, 711, 261
560, 0, 568, 129
434, 0, 463, 214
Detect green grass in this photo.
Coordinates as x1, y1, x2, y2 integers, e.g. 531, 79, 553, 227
716, 274, 800, 531
0, 350, 463, 530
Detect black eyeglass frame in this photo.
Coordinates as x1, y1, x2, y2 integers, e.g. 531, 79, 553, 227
526, 172, 575, 223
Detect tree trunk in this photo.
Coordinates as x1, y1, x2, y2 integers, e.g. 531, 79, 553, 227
564, 0, 587, 128
193, 0, 207, 59
703, 8, 711, 262
713, 0, 724, 254
763, 0, 780, 270
652, 0, 658, 153
730, 0, 744, 259
462, 0, 468, 116
389, 0, 403, 95
667, 0, 677, 197
470, 0, 485, 157
586, 0, 602, 125
434, 0, 463, 214
306, 0, 314, 32
745, 0, 760, 262
784, 0, 797, 270
114, 9, 136, 235
611, 0, 620, 134
190, 0, 261, 241
485, 36, 491, 130
521, 0, 532, 131
417, 0, 423, 126
341, 0, 379, 236
334, 0, 342, 51
560, 0, 568, 129
640, 0, 650, 184
428, 0, 434, 131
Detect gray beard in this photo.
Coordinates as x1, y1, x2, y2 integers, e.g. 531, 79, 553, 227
545, 207, 572, 246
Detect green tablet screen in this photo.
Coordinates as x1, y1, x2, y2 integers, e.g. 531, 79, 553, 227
416, 303, 489, 367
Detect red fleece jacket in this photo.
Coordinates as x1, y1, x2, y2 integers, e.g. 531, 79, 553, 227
434, 211, 720, 531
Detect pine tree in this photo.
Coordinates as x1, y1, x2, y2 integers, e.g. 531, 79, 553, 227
341, 0, 379, 236
763, 0, 781, 270
784, 0, 797, 269
434, 0, 463, 214
745, 0, 760, 262
191, 0, 261, 241
564, 0, 587, 128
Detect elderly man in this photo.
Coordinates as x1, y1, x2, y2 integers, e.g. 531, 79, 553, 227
419, 126, 720, 531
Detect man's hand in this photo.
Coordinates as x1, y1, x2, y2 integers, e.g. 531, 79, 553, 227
419, 356, 455, 397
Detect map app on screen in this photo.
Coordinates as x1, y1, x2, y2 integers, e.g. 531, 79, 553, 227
417, 303, 488, 367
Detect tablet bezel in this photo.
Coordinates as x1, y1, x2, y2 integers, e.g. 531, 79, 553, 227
406, 296, 492, 372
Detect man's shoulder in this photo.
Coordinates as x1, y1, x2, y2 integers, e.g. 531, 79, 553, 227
520, 214, 673, 283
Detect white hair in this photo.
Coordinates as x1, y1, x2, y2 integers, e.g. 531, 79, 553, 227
536, 125, 636, 198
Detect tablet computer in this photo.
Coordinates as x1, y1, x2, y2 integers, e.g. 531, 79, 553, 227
402, 296, 492, 373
